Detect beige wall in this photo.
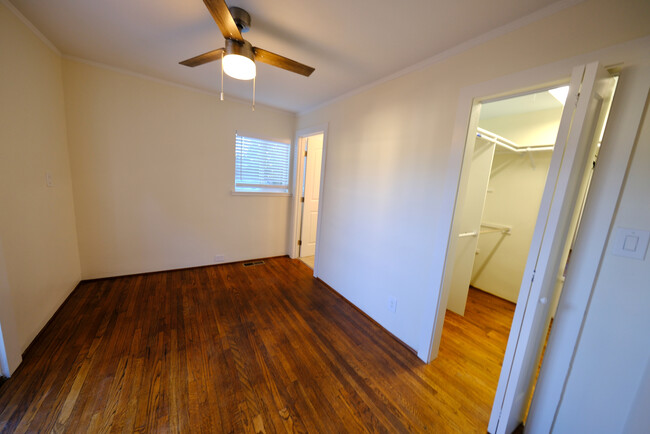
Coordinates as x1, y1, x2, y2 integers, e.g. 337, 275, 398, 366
63, 60, 297, 279
0, 4, 81, 356
297, 0, 650, 350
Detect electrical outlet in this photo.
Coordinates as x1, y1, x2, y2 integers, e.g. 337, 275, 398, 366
45, 171, 54, 187
214, 255, 225, 263
387, 296, 397, 313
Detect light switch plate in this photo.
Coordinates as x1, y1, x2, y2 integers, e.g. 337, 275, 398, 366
611, 227, 650, 260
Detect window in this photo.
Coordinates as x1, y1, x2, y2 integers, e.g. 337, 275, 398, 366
234, 134, 291, 194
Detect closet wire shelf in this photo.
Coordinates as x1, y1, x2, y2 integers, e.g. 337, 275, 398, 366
476, 127, 554, 153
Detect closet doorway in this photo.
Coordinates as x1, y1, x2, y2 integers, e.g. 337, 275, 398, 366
446, 87, 567, 426
447, 88, 564, 316
440, 62, 617, 433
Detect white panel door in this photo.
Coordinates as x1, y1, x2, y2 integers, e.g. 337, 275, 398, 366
300, 135, 323, 257
489, 62, 615, 434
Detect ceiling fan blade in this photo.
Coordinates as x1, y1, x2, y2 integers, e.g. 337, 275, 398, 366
203, 0, 243, 42
179, 48, 225, 67
253, 47, 315, 77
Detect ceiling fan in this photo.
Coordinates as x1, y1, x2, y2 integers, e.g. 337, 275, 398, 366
180, 0, 315, 81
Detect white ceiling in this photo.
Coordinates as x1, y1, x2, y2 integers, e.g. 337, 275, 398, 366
9, 0, 566, 113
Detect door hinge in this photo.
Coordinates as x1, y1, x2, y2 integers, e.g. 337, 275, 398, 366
531, 271, 536, 283
304, 150, 308, 157
298, 240, 302, 246
300, 197, 305, 202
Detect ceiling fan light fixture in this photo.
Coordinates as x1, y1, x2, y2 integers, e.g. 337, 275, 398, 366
223, 39, 256, 80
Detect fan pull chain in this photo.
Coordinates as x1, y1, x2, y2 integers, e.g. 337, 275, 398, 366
252, 76, 256, 111
220, 51, 224, 101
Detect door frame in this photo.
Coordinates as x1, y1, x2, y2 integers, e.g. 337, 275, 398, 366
524, 62, 649, 433
289, 124, 329, 277
418, 68, 572, 363
417, 57, 644, 429
490, 62, 617, 433
419, 38, 650, 364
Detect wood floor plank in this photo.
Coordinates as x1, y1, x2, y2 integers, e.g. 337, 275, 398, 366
0, 256, 515, 433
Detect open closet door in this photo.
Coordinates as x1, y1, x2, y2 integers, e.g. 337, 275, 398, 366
488, 62, 615, 434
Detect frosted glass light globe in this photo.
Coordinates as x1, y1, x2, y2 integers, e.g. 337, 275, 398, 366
223, 54, 256, 81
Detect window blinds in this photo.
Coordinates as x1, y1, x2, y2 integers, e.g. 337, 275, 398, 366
235, 134, 291, 192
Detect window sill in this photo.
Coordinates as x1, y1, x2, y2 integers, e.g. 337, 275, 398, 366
231, 190, 292, 197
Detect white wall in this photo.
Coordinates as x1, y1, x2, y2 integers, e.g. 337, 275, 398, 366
0, 3, 81, 357
297, 0, 650, 350
63, 60, 297, 279
553, 71, 650, 433
624, 360, 650, 433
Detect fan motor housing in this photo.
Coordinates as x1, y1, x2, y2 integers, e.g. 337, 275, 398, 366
225, 38, 254, 61
229, 7, 251, 33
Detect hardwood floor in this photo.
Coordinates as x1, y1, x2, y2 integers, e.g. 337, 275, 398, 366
0, 257, 515, 433
298, 256, 315, 269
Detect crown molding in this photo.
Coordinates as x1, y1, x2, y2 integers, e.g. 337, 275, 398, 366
1, 0, 60, 55
298, 0, 585, 116
63, 55, 297, 116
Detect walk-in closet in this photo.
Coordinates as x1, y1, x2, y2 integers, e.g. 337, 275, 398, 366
447, 88, 567, 315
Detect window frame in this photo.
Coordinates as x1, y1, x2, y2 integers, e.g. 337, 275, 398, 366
232, 133, 292, 196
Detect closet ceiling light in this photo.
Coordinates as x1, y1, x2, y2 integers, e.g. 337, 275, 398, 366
549, 86, 569, 105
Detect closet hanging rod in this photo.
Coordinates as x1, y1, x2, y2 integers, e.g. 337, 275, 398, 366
458, 223, 511, 238
481, 222, 512, 235
476, 127, 554, 153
